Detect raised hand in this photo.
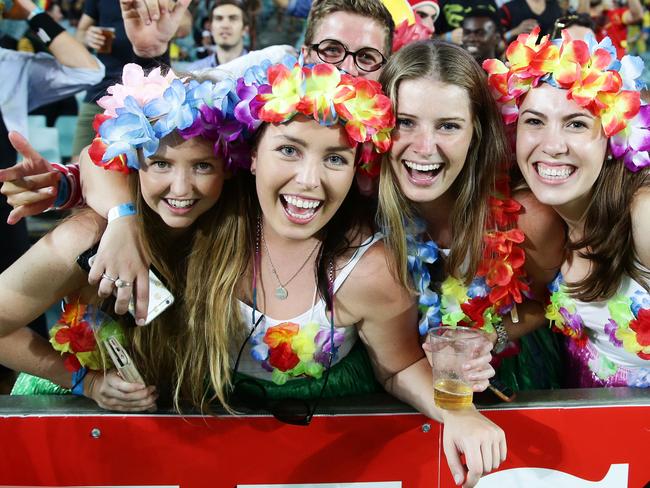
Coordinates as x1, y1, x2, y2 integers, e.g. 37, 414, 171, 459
0, 132, 60, 224
120, 0, 192, 57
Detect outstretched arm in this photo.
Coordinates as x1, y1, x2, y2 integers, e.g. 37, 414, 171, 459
338, 241, 505, 488
0, 213, 157, 410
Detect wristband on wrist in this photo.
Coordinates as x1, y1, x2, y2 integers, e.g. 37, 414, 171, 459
445, 31, 453, 42
53, 172, 70, 208
492, 321, 509, 354
107, 202, 137, 223
27, 11, 65, 45
27, 6, 44, 19
71, 367, 88, 396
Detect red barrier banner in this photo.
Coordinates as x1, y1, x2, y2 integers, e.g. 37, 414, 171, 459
0, 404, 648, 487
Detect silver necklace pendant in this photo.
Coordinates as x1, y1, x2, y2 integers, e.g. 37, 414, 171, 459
275, 286, 288, 300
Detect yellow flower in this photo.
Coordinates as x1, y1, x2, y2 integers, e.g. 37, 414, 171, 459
291, 321, 319, 362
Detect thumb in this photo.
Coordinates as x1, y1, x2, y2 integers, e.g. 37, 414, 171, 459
444, 438, 467, 486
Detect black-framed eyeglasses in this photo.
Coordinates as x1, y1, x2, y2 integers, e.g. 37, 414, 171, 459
229, 313, 334, 426
309, 39, 387, 73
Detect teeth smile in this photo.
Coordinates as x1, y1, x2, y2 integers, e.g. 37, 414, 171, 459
166, 199, 196, 208
404, 160, 442, 172
536, 163, 574, 179
284, 195, 322, 209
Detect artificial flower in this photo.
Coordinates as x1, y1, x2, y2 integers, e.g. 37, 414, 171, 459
97, 64, 176, 118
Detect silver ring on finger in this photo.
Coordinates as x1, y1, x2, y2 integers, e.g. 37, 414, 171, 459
115, 278, 133, 288
102, 272, 117, 282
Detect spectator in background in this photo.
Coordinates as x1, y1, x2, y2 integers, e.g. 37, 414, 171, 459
550, 11, 595, 37
435, 0, 498, 43
188, 0, 249, 71
586, 0, 643, 57
302, 0, 394, 81
409, 0, 440, 33
499, 0, 563, 40
462, 3, 501, 62
70, 0, 139, 160
70, 0, 190, 160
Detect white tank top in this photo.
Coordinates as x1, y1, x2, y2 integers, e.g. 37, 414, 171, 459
235, 233, 383, 382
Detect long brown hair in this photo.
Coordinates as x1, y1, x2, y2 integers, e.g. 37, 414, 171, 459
378, 40, 510, 287
567, 160, 650, 300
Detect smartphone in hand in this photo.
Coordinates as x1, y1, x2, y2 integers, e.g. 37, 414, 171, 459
77, 245, 174, 325
104, 336, 144, 384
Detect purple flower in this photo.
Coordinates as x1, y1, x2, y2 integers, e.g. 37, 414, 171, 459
234, 78, 264, 132
610, 104, 650, 172
604, 319, 623, 347
559, 307, 584, 334
313, 327, 345, 365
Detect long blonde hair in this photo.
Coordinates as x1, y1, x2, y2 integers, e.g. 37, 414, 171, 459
126, 164, 251, 413
378, 40, 509, 287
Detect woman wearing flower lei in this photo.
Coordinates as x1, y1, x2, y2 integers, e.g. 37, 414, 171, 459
0, 64, 253, 411
3, 57, 506, 487
377, 40, 565, 392
484, 27, 650, 387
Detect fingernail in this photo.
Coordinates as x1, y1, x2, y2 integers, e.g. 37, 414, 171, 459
454, 474, 463, 485
137, 318, 145, 326
47, 187, 55, 194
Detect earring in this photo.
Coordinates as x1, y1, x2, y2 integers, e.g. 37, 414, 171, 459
606, 153, 613, 162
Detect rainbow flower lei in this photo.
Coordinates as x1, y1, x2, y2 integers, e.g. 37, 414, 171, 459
241, 56, 395, 176
249, 321, 344, 385
49, 301, 126, 372
408, 176, 530, 335
547, 273, 650, 360
483, 28, 650, 172
89, 63, 255, 173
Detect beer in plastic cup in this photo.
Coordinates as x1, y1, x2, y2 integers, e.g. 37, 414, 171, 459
427, 326, 489, 410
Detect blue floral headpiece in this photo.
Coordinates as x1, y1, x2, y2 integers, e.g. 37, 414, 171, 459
88, 64, 255, 173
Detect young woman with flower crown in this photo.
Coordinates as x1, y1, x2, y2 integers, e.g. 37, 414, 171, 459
377, 40, 565, 392
483, 28, 650, 387
0, 64, 252, 411
5, 58, 507, 487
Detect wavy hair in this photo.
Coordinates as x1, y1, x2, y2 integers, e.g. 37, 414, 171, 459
566, 161, 650, 300
378, 40, 510, 287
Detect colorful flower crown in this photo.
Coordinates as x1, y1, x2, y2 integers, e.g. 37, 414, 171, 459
88, 64, 254, 173
483, 28, 650, 172
241, 57, 395, 175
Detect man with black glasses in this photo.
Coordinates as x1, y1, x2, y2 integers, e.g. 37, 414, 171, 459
301, 0, 394, 81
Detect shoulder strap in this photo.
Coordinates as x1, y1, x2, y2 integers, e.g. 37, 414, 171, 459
333, 233, 383, 293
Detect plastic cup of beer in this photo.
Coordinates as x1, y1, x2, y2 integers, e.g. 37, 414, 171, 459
97, 27, 115, 54
427, 326, 489, 410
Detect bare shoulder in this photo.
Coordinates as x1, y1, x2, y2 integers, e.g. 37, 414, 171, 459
337, 238, 414, 318
631, 186, 650, 268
